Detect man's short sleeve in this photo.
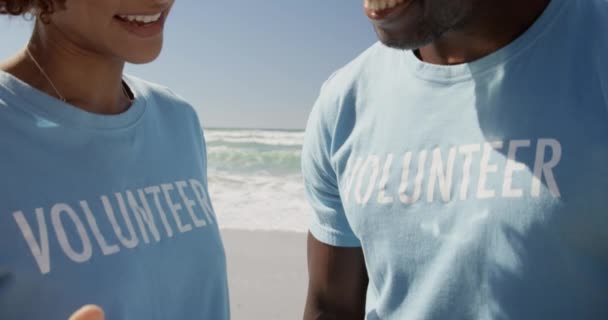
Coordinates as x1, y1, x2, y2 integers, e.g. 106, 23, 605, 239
301, 77, 361, 248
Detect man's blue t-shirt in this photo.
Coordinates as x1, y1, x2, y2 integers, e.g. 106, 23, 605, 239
302, 0, 608, 319
0, 72, 229, 319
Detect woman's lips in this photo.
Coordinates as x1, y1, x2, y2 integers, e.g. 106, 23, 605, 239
114, 11, 167, 38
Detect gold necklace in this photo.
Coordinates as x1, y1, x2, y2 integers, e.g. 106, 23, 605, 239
26, 47, 66, 102
25, 47, 132, 104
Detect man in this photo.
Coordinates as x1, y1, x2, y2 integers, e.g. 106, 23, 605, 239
302, 0, 608, 319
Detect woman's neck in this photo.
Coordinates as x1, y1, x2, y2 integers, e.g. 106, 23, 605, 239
1, 22, 131, 115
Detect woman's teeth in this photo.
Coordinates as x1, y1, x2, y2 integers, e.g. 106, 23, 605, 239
117, 13, 162, 24
364, 0, 406, 11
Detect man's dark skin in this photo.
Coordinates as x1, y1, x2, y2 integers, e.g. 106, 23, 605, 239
303, 0, 551, 319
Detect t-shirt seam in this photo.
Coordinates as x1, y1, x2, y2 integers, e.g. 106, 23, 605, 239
0, 77, 149, 132
407, 0, 569, 84
310, 220, 361, 245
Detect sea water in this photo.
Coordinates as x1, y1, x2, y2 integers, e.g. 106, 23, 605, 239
205, 128, 310, 232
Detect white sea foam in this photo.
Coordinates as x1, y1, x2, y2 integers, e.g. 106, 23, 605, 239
208, 173, 310, 233
205, 129, 305, 147
205, 129, 310, 232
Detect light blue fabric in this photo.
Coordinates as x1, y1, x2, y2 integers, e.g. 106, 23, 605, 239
0, 72, 229, 319
302, 0, 608, 318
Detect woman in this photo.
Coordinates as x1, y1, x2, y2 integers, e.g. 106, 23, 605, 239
0, 1, 229, 319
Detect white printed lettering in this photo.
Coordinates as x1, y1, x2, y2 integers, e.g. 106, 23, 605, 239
176, 181, 206, 228
189, 180, 216, 224
477, 141, 503, 199
502, 140, 531, 198
532, 139, 562, 197
13, 209, 51, 274
428, 147, 457, 203
51, 203, 93, 263
377, 154, 395, 204
127, 190, 161, 243
162, 184, 192, 233
458, 144, 481, 200
403, 151, 427, 204
145, 186, 174, 238
355, 155, 380, 205
102, 195, 138, 249
80, 201, 120, 256
398, 152, 413, 204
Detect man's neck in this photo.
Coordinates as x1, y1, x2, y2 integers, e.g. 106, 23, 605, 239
0, 23, 130, 115
418, 0, 551, 65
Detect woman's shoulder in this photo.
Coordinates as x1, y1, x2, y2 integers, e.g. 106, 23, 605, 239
124, 75, 206, 136
123, 74, 198, 118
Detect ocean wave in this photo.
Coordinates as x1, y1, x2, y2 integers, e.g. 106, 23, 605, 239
208, 172, 310, 233
205, 129, 304, 147
207, 145, 301, 175
204, 129, 310, 232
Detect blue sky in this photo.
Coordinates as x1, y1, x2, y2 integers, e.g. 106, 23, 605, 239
0, 1, 377, 129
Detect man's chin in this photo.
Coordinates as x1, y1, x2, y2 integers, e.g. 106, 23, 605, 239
374, 27, 440, 51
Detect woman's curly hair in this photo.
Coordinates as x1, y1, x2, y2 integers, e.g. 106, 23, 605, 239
0, 0, 65, 21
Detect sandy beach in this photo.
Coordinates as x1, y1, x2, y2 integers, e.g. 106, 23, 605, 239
222, 230, 308, 320
208, 128, 311, 319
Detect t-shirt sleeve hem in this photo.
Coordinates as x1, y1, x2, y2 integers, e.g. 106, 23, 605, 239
309, 221, 361, 248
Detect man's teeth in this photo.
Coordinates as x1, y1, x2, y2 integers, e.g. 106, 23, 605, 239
364, 0, 406, 11
118, 13, 162, 24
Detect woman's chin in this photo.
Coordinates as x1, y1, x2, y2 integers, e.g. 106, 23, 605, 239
123, 50, 163, 65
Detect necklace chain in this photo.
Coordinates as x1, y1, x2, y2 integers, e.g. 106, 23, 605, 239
25, 47, 133, 104
26, 47, 66, 102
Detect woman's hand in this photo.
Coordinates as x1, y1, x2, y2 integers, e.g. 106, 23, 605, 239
68, 305, 104, 320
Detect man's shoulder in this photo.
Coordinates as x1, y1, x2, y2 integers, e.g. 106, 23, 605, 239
306, 43, 400, 149
312, 42, 401, 123
589, 0, 608, 11
321, 42, 397, 95
578, 0, 608, 28
583, 0, 608, 108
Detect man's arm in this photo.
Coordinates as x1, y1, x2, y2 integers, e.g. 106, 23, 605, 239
303, 233, 368, 320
